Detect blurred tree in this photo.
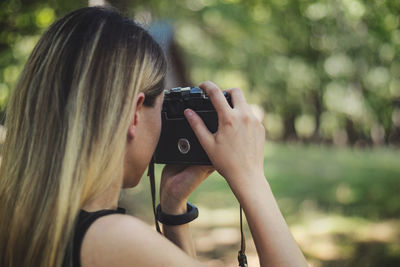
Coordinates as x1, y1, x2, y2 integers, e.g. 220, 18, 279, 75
0, 0, 85, 121
1, 0, 399, 145
117, 0, 399, 145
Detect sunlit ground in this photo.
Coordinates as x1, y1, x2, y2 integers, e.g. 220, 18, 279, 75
120, 142, 400, 267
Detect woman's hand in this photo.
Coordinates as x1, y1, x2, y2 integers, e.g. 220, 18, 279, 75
184, 81, 266, 191
160, 165, 214, 214
158, 82, 308, 266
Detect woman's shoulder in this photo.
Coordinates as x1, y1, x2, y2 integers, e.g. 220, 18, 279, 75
80, 213, 204, 267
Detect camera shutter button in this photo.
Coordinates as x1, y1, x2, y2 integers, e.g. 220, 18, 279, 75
178, 138, 191, 154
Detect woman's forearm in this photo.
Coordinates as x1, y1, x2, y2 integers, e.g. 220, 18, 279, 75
162, 224, 196, 258
230, 175, 308, 267
160, 202, 197, 258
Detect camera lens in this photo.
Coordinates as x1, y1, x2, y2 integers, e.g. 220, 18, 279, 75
178, 138, 190, 154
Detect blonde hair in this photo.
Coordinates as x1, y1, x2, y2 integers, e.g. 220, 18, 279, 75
0, 7, 166, 267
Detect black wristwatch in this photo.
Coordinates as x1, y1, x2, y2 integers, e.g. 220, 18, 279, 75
156, 202, 198, 226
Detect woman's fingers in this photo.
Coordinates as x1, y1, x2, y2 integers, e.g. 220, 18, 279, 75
162, 164, 214, 181
182, 165, 215, 180
160, 164, 215, 206
184, 108, 214, 150
226, 87, 247, 109
162, 164, 187, 177
199, 81, 231, 117
186, 82, 266, 184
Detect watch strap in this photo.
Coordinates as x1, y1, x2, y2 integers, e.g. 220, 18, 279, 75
156, 202, 198, 226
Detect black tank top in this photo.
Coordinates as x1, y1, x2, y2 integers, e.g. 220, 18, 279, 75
70, 207, 126, 267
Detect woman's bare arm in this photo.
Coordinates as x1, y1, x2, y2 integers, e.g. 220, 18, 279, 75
80, 214, 205, 267
158, 165, 214, 257
160, 202, 196, 258
185, 81, 308, 267
231, 175, 308, 266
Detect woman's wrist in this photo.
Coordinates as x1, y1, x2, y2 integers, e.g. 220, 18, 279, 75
160, 199, 188, 215
227, 173, 270, 202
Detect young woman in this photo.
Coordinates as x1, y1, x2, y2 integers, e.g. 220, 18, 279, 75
0, 7, 308, 267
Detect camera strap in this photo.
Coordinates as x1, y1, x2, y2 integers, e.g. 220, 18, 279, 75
148, 159, 162, 234
147, 159, 248, 266
238, 205, 248, 267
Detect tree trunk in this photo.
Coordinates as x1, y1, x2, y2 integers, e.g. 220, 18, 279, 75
345, 118, 358, 145
283, 113, 297, 141
312, 91, 322, 142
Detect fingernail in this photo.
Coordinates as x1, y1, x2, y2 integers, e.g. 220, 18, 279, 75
185, 109, 194, 117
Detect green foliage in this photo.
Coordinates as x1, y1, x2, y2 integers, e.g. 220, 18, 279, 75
0, 0, 85, 112
123, 0, 400, 144
1, 0, 400, 144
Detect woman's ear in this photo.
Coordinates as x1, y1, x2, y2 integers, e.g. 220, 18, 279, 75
128, 92, 146, 140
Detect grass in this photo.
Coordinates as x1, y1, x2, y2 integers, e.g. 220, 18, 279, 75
121, 142, 400, 266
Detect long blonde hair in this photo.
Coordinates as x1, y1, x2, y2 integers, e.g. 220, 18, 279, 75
0, 7, 166, 267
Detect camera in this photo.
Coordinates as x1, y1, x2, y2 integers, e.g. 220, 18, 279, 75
153, 86, 232, 165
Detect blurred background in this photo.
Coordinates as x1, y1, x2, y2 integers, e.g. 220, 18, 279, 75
0, 0, 399, 266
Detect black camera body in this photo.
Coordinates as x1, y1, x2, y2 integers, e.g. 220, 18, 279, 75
153, 87, 232, 165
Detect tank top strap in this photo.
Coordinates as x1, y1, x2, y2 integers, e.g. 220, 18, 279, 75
73, 207, 126, 267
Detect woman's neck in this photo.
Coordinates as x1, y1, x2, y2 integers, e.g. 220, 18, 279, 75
82, 177, 123, 212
